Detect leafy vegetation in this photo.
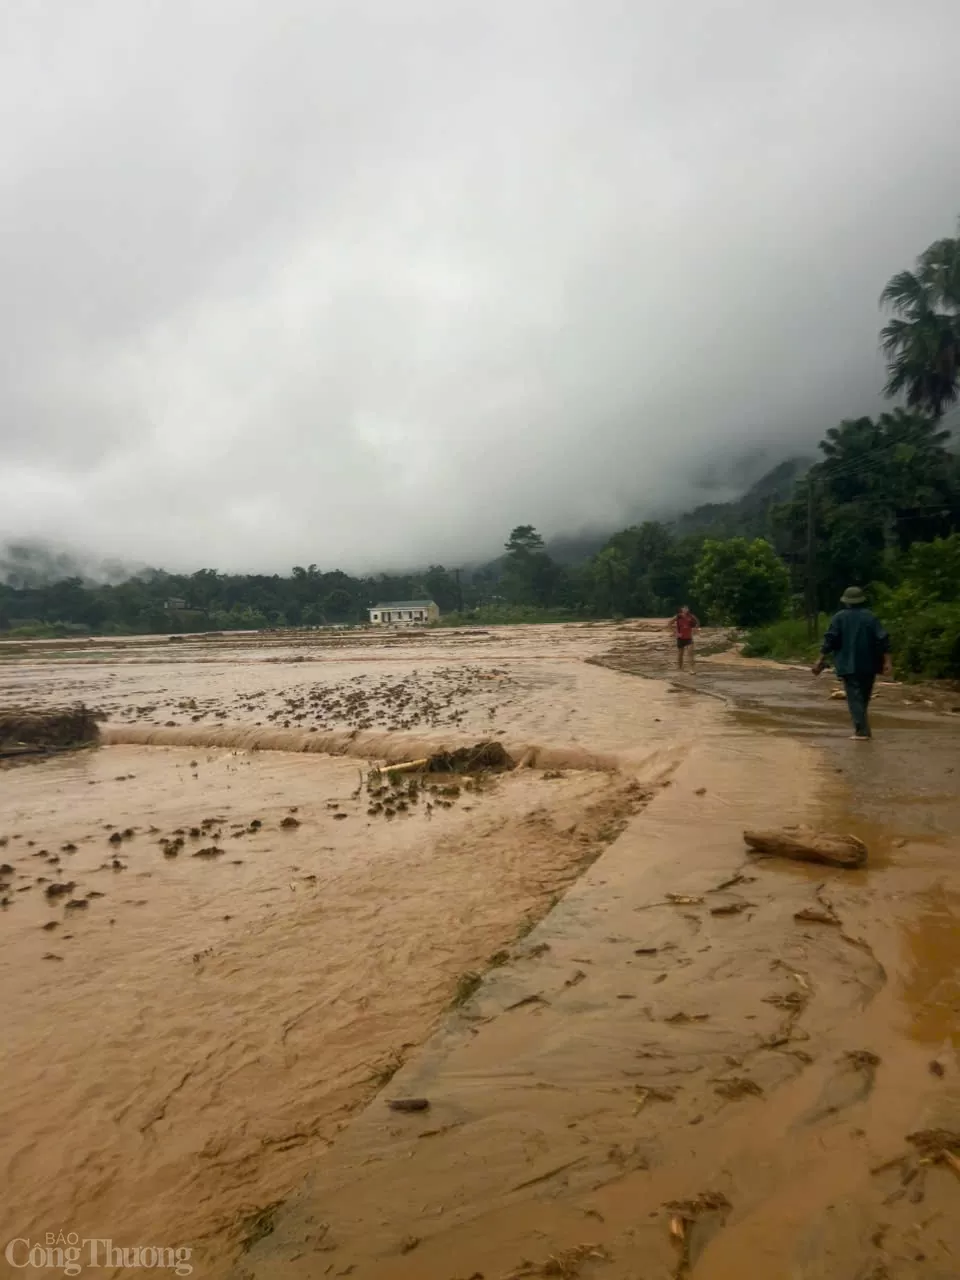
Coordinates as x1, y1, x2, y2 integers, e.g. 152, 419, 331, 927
872, 536, 960, 679
880, 221, 960, 418
693, 538, 790, 627
742, 617, 826, 663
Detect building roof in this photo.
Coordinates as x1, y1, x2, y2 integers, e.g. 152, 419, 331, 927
371, 600, 437, 610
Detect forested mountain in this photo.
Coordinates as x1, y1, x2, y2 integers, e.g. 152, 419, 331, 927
672, 457, 813, 540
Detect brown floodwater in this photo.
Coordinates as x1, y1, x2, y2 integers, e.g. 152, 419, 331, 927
1, 622, 958, 1280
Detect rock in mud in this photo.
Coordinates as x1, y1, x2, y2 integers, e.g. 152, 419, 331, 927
386, 1097, 430, 1112
744, 825, 867, 869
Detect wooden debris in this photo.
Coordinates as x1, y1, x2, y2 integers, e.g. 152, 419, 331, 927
794, 907, 841, 926
382, 757, 431, 776
503, 1243, 610, 1279
714, 1077, 763, 1101
710, 872, 755, 892
382, 741, 514, 778
906, 1128, 960, 1158
634, 1086, 675, 1113
510, 1156, 587, 1192
665, 1192, 731, 1216
387, 1097, 430, 1112
744, 825, 866, 869
710, 901, 753, 917
665, 1192, 732, 1278
504, 993, 546, 1012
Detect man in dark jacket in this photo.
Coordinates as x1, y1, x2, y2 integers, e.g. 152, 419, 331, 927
812, 586, 892, 739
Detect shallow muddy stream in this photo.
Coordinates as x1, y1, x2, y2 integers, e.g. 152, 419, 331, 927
1, 623, 958, 1279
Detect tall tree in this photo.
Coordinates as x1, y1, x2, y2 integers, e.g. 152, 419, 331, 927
880, 222, 960, 418
501, 525, 559, 607
693, 538, 790, 627
421, 565, 460, 613
773, 408, 960, 608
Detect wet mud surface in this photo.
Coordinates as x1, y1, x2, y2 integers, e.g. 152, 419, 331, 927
239, 630, 960, 1280
1, 622, 958, 1279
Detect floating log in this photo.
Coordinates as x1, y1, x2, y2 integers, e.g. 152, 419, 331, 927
743, 825, 867, 869
381, 757, 432, 777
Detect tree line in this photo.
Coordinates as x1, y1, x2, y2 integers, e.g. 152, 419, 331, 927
2, 220, 959, 674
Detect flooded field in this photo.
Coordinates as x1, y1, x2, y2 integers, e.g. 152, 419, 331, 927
1, 622, 958, 1279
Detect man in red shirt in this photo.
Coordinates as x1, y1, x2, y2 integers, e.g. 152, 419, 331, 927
668, 605, 700, 671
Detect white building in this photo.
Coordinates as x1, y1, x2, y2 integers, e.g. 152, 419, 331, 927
368, 599, 439, 626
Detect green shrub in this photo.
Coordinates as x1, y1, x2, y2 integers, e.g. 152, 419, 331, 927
890, 603, 960, 678
4, 620, 92, 639
742, 616, 827, 662
873, 536, 960, 679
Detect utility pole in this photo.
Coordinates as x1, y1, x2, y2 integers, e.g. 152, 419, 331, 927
805, 479, 817, 639
454, 567, 464, 613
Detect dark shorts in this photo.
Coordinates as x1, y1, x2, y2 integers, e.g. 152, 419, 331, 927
677, 637, 693, 649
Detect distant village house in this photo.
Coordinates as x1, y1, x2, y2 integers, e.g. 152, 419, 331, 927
368, 599, 439, 626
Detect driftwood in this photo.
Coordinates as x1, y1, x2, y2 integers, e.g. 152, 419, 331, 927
743, 825, 867, 869
382, 757, 431, 776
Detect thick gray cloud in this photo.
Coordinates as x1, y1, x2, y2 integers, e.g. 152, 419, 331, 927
2, 0, 959, 572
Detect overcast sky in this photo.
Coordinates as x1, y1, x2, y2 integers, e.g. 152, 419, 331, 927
2, 0, 959, 573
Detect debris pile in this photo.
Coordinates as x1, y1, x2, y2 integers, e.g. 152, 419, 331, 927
0, 705, 100, 758
383, 740, 515, 778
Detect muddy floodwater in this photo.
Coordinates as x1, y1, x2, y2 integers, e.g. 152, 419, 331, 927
1, 622, 958, 1280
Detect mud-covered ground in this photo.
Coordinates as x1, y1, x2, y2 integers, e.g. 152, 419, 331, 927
1, 622, 958, 1280
240, 628, 960, 1280
0, 624, 690, 1274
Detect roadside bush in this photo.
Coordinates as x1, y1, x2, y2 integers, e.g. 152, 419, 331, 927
742, 616, 826, 662
891, 603, 960, 678
3, 620, 91, 639
873, 536, 960, 679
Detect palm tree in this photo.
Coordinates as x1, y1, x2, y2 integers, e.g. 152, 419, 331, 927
880, 224, 960, 419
